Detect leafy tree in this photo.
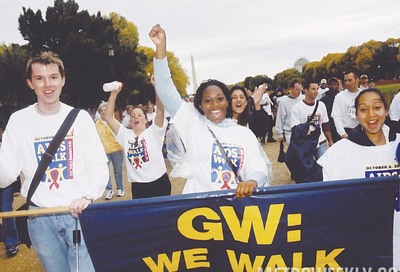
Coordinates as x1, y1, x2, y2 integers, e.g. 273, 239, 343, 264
273, 68, 301, 89
302, 61, 318, 87
108, 12, 148, 108
243, 76, 252, 89
109, 12, 139, 49
0, 44, 30, 127
248, 75, 273, 91
354, 45, 376, 72
323, 53, 345, 79
298, 38, 400, 83
141, 46, 189, 97
17, 0, 148, 110
229, 80, 244, 88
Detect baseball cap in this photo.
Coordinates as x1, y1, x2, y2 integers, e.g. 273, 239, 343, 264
320, 79, 327, 84
328, 77, 339, 85
360, 74, 368, 79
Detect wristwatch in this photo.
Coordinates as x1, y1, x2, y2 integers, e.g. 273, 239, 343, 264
83, 195, 94, 204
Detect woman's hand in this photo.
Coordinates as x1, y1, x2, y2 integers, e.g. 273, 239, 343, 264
149, 24, 165, 45
252, 85, 264, 105
149, 24, 167, 60
69, 197, 92, 217
235, 180, 257, 198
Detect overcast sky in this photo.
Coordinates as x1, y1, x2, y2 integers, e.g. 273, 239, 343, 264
1, 0, 400, 93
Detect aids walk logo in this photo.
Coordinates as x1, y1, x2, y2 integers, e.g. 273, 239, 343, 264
211, 143, 244, 190
364, 163, 399, 178
308, 113, 322, 125
127, 138, 150, 170
365, 162, 400, 211
34, 136, 74, 190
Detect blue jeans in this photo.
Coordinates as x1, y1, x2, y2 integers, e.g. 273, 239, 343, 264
106, 150, 124, 191
1, 184, 18, 247
28, 207, 95, 272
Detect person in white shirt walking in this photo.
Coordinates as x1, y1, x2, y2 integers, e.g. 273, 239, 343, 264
275, 79, 304, 144
359, 74, 369, 91
317, 78, 329, 100
0, 51, 108, 271
103, 78, 171, 199
318, 88, 400, 268
260, 87, 277, 143
331, 70, 361, 139
291, 82, 333, 159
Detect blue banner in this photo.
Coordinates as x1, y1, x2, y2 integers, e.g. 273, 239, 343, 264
80, 177, 398, 271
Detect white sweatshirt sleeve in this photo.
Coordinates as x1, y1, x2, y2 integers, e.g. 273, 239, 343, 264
154, 57, 183, 118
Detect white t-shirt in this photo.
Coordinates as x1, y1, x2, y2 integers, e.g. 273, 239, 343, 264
116, 121, 167, 183
275, 95, 304, 137
147, 112, 156, 123
317, 87, 329, 100
0, 103, 109, 207
122, 114, 131, 128
331, 89, 360, 136
389, 93, 400, 121
290, 100, 329, 144
260, 93, 273, 115
173, 103, 270, 194
317, 125, 400, 267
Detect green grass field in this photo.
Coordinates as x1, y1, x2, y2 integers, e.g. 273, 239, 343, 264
375, 83, 400, 105
376, 83, 400, 94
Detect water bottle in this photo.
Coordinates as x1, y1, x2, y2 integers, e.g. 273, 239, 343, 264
103, 81, 122, 92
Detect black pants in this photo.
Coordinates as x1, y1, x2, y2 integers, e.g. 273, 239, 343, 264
266, 114, 274, 140
131, 172, 171, 199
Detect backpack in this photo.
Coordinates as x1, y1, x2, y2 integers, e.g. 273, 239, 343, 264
285, 101, 323, 183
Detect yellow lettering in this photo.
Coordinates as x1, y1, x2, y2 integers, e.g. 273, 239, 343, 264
292, 252, 303, 268
265, 254, 287, 271
142, 251, 181, 272
220, 204, 284, 244
315, 248, 344, 271
183, 248, 210, 269
226, 249, 265, 272
177, 207, 223, 240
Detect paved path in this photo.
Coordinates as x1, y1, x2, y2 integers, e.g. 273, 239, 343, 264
261, 139, 294, 186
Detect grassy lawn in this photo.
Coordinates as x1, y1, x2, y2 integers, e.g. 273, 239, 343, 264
375, 83, 400, 105
376, 83, 400, 94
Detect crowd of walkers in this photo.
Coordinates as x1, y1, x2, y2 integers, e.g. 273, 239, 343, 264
0, 23, 398, 269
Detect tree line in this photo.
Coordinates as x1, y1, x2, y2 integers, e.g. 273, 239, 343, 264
239, 39, 400, 91
0, 0, 399, 126
0, 0, 188, 127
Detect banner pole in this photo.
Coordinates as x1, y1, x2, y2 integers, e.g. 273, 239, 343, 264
0, 206, 70, 218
